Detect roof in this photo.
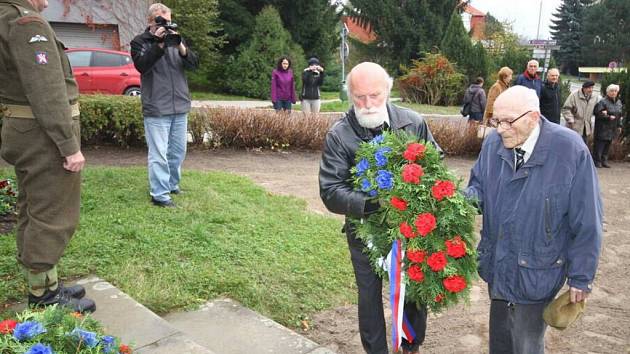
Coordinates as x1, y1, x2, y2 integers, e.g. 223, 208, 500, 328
579, 67, 628, 73
342, 16, 377, 44
464, 3, 486, 17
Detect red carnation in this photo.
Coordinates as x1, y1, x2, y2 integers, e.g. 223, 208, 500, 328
401, 163, 424, 184
0, 180, 7, 189
414, 213, 436, 237
0, 319, 17, 334
403, 143, 426, 162
406, 249, 426, 263
434, 293, 445, 303
431, 180, 456, 201
427, 251, 448, 272
119, 344, 132, 354
407, 265, 425, 282
443, 275, 467, 293
390, 197, 408, 211
445, 236, 467, 258
399, 222, 416, 238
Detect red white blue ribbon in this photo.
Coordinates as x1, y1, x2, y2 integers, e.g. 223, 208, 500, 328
389, 239, 416, 352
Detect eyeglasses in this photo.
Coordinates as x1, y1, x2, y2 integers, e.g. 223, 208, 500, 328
489, 111, 532, 129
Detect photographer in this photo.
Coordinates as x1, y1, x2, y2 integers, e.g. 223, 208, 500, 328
130, 3, 198, 207
300, 57, 325, 113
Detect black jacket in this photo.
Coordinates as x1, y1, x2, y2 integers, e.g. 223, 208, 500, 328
319, 104, 442, 220
300, 69, 324, 100
594, 96, 623, 141
463, 84, 486, 114
130, 28, 199, 117
540, 81, 561, 124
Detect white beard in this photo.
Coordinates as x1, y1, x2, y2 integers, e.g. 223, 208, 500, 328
355, 103, 389, 129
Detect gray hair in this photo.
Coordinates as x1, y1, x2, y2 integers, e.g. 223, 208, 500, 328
148, 3, 171, 22
606, 84, 620, 94
527, 59, 539, 67
346, 65, 394, 98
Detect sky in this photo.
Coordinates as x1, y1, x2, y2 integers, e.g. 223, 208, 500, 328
469, 0, 563, 40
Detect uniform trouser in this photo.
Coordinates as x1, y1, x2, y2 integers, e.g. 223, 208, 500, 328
593, 138, 612, 165
0, 117, 81, 272
489, 299, 548, 354
301, 99, 321, 113
346, 229, 427, 354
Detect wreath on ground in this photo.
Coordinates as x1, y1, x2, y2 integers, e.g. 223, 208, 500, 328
351, 131, 478, 313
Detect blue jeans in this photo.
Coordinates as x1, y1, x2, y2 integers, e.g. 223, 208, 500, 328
144, 114, 188, 202
273, 100, 292, 111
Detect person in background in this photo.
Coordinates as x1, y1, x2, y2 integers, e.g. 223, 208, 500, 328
515, 60, 542, 97
540, 68, 561, 124
271, 56, 296, 112
300, 57, 325, 113
483, 67, 513, 123
463, 77, 487, 126
562, 80, 598, 144
592, 84, 623, 168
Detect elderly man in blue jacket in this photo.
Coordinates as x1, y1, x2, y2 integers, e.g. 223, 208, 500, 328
466, 85, 602, 354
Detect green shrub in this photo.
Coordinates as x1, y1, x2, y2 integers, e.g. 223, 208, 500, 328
79, 95, 144, 147
0, 178, 17, 216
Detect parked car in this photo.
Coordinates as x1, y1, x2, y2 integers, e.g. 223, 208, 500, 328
66, 48, 141, 96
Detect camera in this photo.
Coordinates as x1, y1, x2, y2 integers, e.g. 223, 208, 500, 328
154, 15, 181, 46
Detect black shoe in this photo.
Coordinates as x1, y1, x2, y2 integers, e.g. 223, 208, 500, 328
602, 162, 611, 168
170, 189, 181, 195
59, 283, 86, 299
29, 287, 96, 313
151, 197, 176, 208
595, 162, 602, 168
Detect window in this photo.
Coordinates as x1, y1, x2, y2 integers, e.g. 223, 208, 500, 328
66, 51, 91, 67
92, 52, 125, 67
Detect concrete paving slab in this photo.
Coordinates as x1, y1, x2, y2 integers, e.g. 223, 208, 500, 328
135, 332, 216, 354
164, 298, 337, 354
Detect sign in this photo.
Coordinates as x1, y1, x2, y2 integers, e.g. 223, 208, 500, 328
528, 39, 557, 46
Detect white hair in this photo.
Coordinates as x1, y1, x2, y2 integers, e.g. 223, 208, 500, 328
527, 60, 539, 67
148, 3, 171, 22
346, 65, 394, 98
547, 68, 559, 75
606, 84, 620, 94
495, 85, 540, 113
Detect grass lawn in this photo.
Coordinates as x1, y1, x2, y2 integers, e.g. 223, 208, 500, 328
191, 91, 262, 101
293, 100, 460, 115
0, 167, 354, 327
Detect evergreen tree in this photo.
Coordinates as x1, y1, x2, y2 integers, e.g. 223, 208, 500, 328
440, 10, 474, 80
161, 0, 224, 88
550, 0, 592, 75
469, 41, 490, 81
225, 6, 306, 99
581, 0, 630, 66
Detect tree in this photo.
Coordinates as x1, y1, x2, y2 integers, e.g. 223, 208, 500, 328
581, 0, 630, 66
225, 6, 306, 99
440, 10, 474, 80
469, 42, 490, 81
162, 0, 224, 88
550, 0, 592, 75
347, 0, 459, 72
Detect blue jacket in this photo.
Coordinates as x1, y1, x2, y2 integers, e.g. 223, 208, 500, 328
466, 117, 602, 304
515, 73, 543, 98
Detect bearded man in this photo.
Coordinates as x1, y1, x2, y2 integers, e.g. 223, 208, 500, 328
318, 62, 442, 354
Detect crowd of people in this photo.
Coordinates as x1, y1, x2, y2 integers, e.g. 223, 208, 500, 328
464, 59, 624, 168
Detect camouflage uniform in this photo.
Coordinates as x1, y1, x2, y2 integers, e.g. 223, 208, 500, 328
0, 0, 91, 311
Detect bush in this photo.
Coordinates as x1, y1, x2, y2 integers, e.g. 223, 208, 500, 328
398, 53, 467, 106
0, 178, 17, 216
79, 95, 144, 147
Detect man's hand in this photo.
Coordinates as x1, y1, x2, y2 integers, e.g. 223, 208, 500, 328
63, 151, 86, 172
569, 286, 588, 303
178, 41, 187, 56
154, 27, 167, 48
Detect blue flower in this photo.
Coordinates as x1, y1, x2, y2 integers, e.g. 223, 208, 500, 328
25, 343, 53, 354
376, 170, 394, 190
368, 189, 378, 197
69, 328, 99, 348
374, 147, 392, 167
356, 158, 370, 176
13, 321, 46, 341
361, 178, 372, 192
101, 335, 116, 353
370, 134, 385, 145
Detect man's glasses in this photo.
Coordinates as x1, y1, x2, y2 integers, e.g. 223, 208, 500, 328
489, 110, 532, 129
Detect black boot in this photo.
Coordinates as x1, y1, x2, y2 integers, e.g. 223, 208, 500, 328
59, 283, 86, 299
29, 287, 96, 313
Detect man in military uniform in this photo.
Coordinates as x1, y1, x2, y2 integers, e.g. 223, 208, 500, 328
0, 0, 95, 312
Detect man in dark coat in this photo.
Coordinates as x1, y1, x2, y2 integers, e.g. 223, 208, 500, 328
0, 0, 95, 312
539, 68, 561, 124
319, 62, 442, 354
515, 60, 543, 97
593, 84, 623, 168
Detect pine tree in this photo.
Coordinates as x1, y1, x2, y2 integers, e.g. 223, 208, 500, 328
225, 6, 306, 99
469, 42, 489, 81
440, 10, 474, 80
581, 0, 630, 66
550, 0, 592, 75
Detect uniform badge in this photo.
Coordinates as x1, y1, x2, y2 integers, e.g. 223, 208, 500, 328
29, 35, 48, 43
35, 51, 48, 64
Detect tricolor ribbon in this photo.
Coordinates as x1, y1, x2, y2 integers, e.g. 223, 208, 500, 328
389, 239, 416, 352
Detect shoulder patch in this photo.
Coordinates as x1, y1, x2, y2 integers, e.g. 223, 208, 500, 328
17, 16, 45, 25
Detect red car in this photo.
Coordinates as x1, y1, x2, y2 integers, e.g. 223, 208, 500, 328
66, 48, 141, 96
